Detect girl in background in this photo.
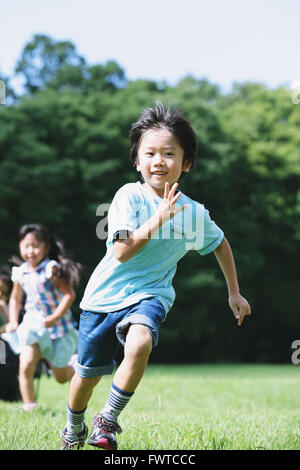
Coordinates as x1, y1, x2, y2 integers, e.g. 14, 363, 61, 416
0, 224, 81, 410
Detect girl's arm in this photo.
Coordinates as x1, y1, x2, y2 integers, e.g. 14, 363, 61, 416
7, 282, 24, 331
43, 280, 75, 328
214, 237, 251, 326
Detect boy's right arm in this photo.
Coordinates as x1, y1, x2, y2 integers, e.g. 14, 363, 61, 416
7, 282, 23, 331
114, 183, 185, 263
114, 211, 162, 263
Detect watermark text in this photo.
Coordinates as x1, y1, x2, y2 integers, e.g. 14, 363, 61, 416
291, 340, 300, 364
95, 202, 205, 250
0, 339, 6, 364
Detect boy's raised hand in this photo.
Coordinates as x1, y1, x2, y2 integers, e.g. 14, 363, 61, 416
158, 183, 186, 223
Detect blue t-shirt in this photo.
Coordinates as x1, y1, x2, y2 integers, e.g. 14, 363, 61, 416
80, 182, 224, 315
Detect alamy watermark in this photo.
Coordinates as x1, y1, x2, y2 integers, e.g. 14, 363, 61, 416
291, 340, 300, 364
95, 202, 205, 250
0, 339, 5, 365
0, 80, 5, 105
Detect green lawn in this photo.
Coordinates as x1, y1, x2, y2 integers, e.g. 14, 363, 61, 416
0, 364, 299, 450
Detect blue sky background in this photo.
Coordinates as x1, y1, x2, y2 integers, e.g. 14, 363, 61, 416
1, 0, 300, 92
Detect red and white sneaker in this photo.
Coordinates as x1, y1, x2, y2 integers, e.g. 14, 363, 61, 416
88, 413, 122, 450
60, 424, 88, 450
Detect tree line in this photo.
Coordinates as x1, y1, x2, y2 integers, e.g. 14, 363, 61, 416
1, 34, 299, 363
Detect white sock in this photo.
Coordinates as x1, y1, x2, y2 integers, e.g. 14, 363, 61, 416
101, 382, 134, 421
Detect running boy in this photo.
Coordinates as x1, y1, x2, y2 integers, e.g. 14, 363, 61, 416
60, 101, 251, 450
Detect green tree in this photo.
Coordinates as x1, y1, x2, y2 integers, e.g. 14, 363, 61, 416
15, 34, 86, 94
1, 35, 300, 361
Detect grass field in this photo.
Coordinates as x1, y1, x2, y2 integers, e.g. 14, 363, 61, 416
0, 364, 299, 451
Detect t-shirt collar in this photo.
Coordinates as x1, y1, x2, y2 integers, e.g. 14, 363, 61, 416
136, 181, 163, 203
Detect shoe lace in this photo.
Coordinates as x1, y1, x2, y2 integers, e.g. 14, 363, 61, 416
63, 440, 84, 450
94, 413, 122, 434
60, 428, 86, 450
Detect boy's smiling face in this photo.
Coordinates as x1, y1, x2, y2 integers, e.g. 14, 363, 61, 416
136, 128, 191, 198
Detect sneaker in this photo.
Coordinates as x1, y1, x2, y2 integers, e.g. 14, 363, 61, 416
60, 424, 88, 450
88, 413, 122, 450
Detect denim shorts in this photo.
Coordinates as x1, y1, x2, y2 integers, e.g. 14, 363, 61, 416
75, 297, 166, 378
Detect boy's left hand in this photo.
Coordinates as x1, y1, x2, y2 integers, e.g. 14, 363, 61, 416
229, 293, 251, 326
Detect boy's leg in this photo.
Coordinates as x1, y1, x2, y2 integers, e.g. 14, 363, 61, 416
61, 309, 119, 449
88, 324, 152, 450
101, 324, 152, 418
69, 373, 102, 412
88, 298, 165, 450
112, 323, 152, 392
60, 374, 102, 449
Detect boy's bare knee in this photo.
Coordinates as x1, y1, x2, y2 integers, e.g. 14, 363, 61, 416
125, 324, 153, 358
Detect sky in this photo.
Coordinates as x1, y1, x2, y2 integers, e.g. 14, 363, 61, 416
1, 0, 300, 93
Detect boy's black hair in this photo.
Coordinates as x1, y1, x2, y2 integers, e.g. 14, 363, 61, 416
18, 223, 81, 286
129, 101, 198, 175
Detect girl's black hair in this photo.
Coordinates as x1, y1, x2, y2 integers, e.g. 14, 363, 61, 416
129, 101, 198, 176
18, 224, 81, 286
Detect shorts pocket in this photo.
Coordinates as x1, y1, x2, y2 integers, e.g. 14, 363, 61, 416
80, 310, 94, 320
